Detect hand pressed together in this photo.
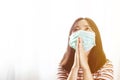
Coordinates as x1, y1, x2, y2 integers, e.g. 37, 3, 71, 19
72, 37, 90, 70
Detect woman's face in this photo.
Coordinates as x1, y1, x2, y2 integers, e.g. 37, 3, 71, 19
72, 19, 93, 33
71, 19, 94, 55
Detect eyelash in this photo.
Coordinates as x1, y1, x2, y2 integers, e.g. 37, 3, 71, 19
72, 27, 90, 32
85, 28, 89, 30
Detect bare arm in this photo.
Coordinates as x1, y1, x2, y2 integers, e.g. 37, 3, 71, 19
58, 38, 95, 80
67, 38, 80, 80
78, 38, 94, 80
97, 60, 113, 80
67, 67, 79, 80
67, 38, 94, 80
83, 66, 94, 80
57, 45, 80, 80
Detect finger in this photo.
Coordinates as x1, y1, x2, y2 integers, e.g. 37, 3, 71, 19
74, 51, 77, 64
79, 38, 84, 51
76, 37, 80, 51
75, 37, 78, 50
74, 38, 79, 66
76, 38, 80, 66
76, 38, 80, 53
78, 37, 81, 50
78, 37, 84, 67
74, 49, 79, 67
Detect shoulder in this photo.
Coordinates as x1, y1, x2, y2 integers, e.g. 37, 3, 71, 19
102, 59, 113, 69
96, 59, 113, 80
99, 59, 113, 73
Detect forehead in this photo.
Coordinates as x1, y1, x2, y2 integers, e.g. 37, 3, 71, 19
73, 19, 90, 29
76, 19, 89, 26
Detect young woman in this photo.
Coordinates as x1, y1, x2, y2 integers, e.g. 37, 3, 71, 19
57, 17, 113, 80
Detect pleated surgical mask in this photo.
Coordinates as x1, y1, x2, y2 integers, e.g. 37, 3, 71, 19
69, 30, 96, 51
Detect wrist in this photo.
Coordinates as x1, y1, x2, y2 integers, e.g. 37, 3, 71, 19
71, 67, 79, 71
83, 66, 90, 71
82, 65, 90, 71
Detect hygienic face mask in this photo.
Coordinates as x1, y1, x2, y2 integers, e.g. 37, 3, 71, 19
69, 30, 96, 51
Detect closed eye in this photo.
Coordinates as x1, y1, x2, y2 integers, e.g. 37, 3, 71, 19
72, 28, 79, 32
74, 28, 78, 31
84, 27, 89, 30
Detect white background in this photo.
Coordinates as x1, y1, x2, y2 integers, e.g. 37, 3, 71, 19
0, 0, 120, 80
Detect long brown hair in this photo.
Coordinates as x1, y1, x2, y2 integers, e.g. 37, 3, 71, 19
60, 17, 107, 73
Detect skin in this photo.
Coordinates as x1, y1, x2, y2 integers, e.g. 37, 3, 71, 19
67, 19, 94, 80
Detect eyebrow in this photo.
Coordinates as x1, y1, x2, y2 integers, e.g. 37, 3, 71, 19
74, 25, 90, 28
72, 26, 80, 30
74, 26, 79, 28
